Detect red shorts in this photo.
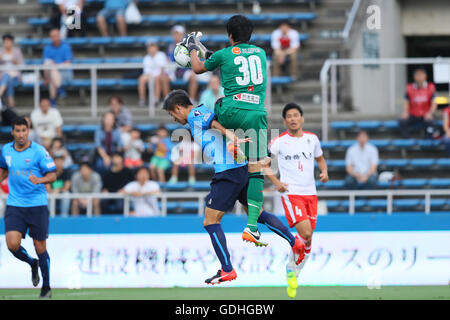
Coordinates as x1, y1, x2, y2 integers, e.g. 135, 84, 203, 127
281, 194, 318, 230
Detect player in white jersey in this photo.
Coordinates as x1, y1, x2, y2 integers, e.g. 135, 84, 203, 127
265, 103, 328, 298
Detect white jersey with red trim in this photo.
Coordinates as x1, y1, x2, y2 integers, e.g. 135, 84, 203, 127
270, 131, 323, 195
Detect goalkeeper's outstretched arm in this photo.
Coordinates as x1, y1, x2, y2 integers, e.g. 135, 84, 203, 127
190, 49, 208, 74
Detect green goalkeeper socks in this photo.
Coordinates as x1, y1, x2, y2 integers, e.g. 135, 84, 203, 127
247, 172, 264, 232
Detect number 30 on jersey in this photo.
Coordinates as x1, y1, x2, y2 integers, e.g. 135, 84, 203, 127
234, 55, 263, 86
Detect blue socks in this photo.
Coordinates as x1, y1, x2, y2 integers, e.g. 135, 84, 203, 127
204, 224, 233, 272
38, 251, 50, 287
11, 246, 35, 266
258, 210, 296, 247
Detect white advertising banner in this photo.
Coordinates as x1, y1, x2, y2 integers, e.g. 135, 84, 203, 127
0, 231, 449, 288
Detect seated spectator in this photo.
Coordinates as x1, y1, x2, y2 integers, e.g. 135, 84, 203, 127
101, 152, 134, 214
0, 34, 24, 108
71, 162, 102, 216
30, 96, 63, 148
148, 126, 172, 183
345, 130, 379, 189
108, 95, 132, 141
96, 0, 128, 37
122, 167, 161, 217
199, 75, 224, 111
138, 42, 170, 107
168, 137, 200, 185
0, 176, 8, 216
167, 25, 203, 103
49, 137, 73, 169
443, 106, 450, 156
46, 154, 72, 216
271, 21, 300, 79
42, 28, 74, 107
93, 112, 123, 173
399, 67, 437, 139
123, 128, 144, 169
51, 0, 87, 38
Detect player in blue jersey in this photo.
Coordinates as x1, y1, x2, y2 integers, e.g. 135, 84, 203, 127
0, 116, 57, 298
163, 90, 305, 284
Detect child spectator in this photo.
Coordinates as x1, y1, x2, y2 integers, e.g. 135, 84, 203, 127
148, 126, 172, 183
49, 137, 73, 169
46, 154, 72, 216
168, 136, 200, 185
123, 128, 144, 169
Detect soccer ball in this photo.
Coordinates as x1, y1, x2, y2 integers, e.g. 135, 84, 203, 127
174, 44, 191, 68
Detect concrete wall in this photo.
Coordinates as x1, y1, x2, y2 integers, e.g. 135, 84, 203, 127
401, 0, 450, 36
347, 0, 407, 115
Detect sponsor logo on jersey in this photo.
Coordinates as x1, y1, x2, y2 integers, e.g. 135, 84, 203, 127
232, 47, 241, 54
203, 112, 212, 122
25, 159, 30, 163
248, 85, 254, 92
233, 93, 260, 104
194, 110, 203, 117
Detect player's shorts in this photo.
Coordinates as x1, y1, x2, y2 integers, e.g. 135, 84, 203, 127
281, 194, 318, 230
214, 98, 268, 161
150, 156, 171, 171
4, 205, 49, 241
205, 165, 248, 212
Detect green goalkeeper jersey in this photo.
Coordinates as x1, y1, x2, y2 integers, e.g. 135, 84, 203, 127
204, 43, 267, 111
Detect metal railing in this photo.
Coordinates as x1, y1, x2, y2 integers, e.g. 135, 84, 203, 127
1, 189, 448, 217
0, 60, 273, 117
320, 57, 450, 141
342, 0, 362, 40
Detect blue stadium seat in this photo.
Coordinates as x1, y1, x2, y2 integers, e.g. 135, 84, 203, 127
330, 121, 355, 130
62, 125, 76, 133
104, 57, 129, 64
18, 38, 41, 46
135, 124, 158, 132
420, 199, 447, 209
321, 141, 339, 150
417, 139, 441, 149
383, 159, 409, 168
118, 79, 138, 87
165, 123, 185, 131
173, 14, 194, 23
401, 179, 428, 189
66, 143, 94, 152
327, 160, 346, 170
429, 179, 450, 188
269, 13, 292, 21
376, 180, 400, 189
371, 139, 391, 149
89, 37, 113, 45
367, 199, 387, 209
28, 17, 49, 26
391, 139, 416, 148
77, 124, 99, 133
196, 14, 219, 23
73, 57, 103, 64
326, 200, 341, 210
163, 202, 179, 211
179, 201, 199, 211
144, 15, 171, 24
128, 57, 143, 63
112, 37, 138, 45
191, 182, 211, 191
339, 140, 355, 149
65, 38, 89, 46
70, 79, 91, 87
409, 159, 436, 168
195, 163, 214, 171
164, 182, 189, 191
393, 199, 421, 209
292, 12, 317, 20
0, 126, 11, 134
271, 77, 293, 85
436, 158, 450, 168
383, 120, 399, 130
247, 14, 269, 22
322, 180, 345, 189
340, 200, 367, 209
357, 121, 382, 130
97, 79, 119, 87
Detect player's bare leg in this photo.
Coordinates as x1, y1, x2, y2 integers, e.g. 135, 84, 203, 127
203, 208, 237, 284
286, 220, 313, 298
6, 231, 40, 288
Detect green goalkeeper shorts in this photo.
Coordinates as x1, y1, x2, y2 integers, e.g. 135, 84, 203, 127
215, 98, 268, 161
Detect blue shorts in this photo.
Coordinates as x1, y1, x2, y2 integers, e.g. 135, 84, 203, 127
4, 206, 49, 241
97, 8, 126, 21
205, 165, 249, 212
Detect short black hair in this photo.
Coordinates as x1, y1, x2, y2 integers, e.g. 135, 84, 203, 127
136, 166, 150, 177
2, 34, 14, 41
163, 89, 192, 111
278, 20, 291, 28
414, 66, 427, 74
11, 116, 29, 130
226, 15, 253, 43
111, 151, 124, 158
282, 103, 303, 118
80, 161, 92, 170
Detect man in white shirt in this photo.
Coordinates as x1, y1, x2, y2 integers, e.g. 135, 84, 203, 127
265, 102, 328, 298
30, 97, 63, 148
271, 21, 300, 79
122, 167, 161, 217
138, 42, 170, 107
345, 130, 379, 189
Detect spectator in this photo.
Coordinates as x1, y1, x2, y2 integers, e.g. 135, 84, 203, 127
0, 176, 8, 216
51, 0, 87, 38
71, 162, 102, 216
148, 126, 172, 183
399, 67, 437, 139
167, 25, 202, 102
0, 34, 24, 108
168, 136, 200, 185
30, 96, 63, 148
96, 0, 128, 37
46, 154, 72, 216
123, 128, 144, 169
49, 137, 73, 169
108, 95, 133, 145
93, 112, 123, 173
443, 106, 450, 156
42, 28, 74, 107
199, 75, 224, 111
138, 42, 170, 107
271, 21, 300, 79
345, 131, 379, 189
101, 152, 134, 214
122, 167, 161, 217
24, 115, 42, 144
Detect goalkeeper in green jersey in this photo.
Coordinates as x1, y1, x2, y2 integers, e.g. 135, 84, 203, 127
183, 15, 269, 245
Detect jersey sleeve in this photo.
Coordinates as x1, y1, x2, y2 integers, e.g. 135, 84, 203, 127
313, 135, 323, 158
0, 148, 7, 170
269, 137, 280, 156
38, 147, 56, 174
204, 49, 223, 71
